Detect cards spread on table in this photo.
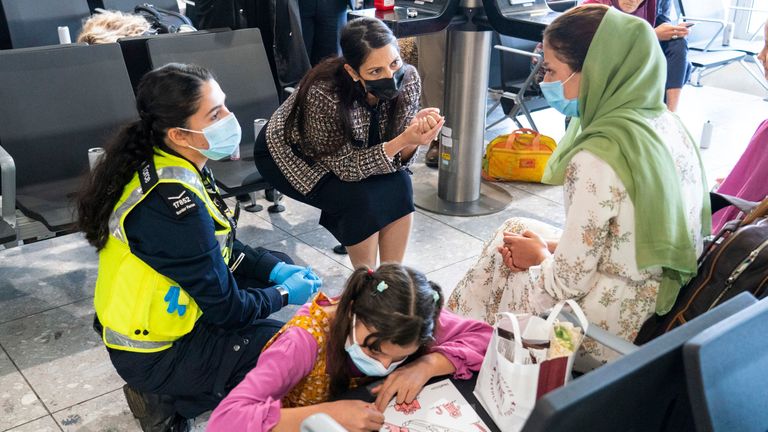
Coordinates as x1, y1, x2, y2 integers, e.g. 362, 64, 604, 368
381, 379, 491, 432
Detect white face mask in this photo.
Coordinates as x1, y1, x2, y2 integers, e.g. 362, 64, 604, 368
344, 314, 407, 377
178, 112, 241, 160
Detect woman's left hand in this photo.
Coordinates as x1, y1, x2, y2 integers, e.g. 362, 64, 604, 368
411, 108, 444, 134
371, 354, 448, 412
413, 107, 441, 122
655, 23, 690, 41
501, 230, 551, 270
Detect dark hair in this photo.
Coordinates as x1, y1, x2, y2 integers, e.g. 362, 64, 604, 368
327, 263, 444, 396
77, 63, 213, 250
286, 17, 412, 158
543, 5, 609, 72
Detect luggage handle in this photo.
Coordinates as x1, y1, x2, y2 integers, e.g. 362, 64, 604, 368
742, 196, 768, 225
502, 129, 556, 152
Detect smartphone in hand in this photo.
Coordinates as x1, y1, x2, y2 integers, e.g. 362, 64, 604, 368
682, 22, 696, 27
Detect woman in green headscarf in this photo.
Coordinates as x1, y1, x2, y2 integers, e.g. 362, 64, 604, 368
448, 5, 710, 365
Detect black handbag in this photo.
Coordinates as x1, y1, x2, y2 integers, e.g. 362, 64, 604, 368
135, 3, 195, 34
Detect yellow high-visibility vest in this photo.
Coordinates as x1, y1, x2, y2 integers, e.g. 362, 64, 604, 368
94, 148, 233, 353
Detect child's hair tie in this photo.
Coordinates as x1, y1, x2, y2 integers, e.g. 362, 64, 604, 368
367, 268, 374, 276
373, 281, 388, 296
432, 291, 440, 304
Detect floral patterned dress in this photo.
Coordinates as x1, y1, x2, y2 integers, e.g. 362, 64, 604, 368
448, 111, 705, 365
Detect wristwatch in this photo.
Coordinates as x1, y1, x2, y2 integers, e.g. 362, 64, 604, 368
276, 286, 289, 307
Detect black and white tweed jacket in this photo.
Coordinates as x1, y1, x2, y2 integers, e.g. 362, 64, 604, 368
265, 65, 421, 196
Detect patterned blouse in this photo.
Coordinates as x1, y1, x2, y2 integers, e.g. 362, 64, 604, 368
265, 65, 421, 196
261, 293, 361, 408
448, 111, 705, 364
207, 294, 493, 431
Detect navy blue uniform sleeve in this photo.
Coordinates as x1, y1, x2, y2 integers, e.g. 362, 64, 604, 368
123, 183, 284, 330
231, 239, 284, 283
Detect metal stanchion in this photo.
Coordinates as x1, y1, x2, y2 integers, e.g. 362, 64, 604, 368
414, 0, 512, 216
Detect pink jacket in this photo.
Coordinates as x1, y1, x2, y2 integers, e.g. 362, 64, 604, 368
207, 307, 492, 431
712, 119, 768, 232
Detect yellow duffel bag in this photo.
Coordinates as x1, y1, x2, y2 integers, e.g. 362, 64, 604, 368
481, 128, 557, 183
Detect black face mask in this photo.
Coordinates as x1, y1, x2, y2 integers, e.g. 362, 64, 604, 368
361, 67, 406, 100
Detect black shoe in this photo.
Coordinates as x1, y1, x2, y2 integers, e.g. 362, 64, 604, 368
425, 140, 439, 168
169, 414, 192, 432
123, 384, 187, 432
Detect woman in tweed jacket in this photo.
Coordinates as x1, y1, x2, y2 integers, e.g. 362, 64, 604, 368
254, 17, 444, 268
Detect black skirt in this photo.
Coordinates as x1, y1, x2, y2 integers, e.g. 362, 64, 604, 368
254, 124, 415, 246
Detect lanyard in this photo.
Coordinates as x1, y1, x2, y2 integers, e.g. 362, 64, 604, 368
201, 167, 238, 238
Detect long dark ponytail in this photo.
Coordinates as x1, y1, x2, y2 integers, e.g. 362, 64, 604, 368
327, 263, 444, 397
77, 63, 213, 250
285, 17, 414, 158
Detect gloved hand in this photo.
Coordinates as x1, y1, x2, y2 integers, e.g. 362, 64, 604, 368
270, 262, 323, 285
280, 268, 323, 305
269, 262, 304, 284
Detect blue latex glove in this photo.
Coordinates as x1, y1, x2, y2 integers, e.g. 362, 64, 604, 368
270, 262, 323, 284
280, 268, 323, 305
303, 266, 322, 283
269, 262, 304, 284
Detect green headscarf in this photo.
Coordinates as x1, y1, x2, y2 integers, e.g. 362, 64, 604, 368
541, 7, 711, 314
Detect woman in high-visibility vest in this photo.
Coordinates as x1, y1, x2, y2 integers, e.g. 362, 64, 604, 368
77, 63, 322, 431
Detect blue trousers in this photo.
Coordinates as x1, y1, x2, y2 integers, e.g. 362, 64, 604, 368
660, 37, 691, 90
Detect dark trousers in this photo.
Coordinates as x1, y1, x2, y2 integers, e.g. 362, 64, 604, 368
298, 0, 347, 65
660, 37, 691, 90
105, 247, 292, 418
109, 319, 282, 418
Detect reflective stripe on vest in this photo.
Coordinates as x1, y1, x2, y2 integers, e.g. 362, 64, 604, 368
104, 327, 172, 352
108, 165, 231, 257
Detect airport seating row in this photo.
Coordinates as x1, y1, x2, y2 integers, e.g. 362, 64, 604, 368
0, 28, 281, 244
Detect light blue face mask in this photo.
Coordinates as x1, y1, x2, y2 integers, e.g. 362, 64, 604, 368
345, 314, 407, 377
540, 72, 579, 118
180, 112, 242, 160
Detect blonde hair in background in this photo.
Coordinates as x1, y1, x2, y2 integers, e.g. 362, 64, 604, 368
77, 10, 151, 45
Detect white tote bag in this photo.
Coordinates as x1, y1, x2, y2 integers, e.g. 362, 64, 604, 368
473, 300, 589, 431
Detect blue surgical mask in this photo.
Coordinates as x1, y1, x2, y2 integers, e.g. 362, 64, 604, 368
540, 72, 579, 118
180, 113, 241, 160
345, 314, 407, 377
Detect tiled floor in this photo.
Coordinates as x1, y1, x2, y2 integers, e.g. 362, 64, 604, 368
1, 82, 766, 431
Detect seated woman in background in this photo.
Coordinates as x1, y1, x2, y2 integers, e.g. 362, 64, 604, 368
448, 5, 710, 366
582, 0, 692, 112
77, 10, 151, 44
207, 264, 492, 431
712, 19, 768, 232
254, 17, 444, 269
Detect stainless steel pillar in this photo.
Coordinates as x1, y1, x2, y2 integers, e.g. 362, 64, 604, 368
414, 6, 512, 216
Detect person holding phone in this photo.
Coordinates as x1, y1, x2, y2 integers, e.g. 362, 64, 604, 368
254, 17, 444, 269
582, 0, 692, 111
